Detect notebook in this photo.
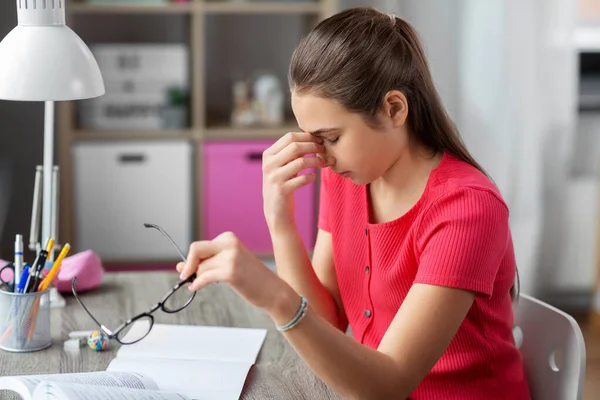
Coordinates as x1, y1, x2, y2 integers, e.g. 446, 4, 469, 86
0, 323, 268, 400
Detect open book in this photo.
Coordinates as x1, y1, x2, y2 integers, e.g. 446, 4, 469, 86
0, 323, 267, 400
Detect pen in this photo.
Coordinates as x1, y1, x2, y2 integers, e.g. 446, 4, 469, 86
27, 238, 54, 293
38, 243, 70, 292
14, 235, 23, 293
16, 265, 30, 294
25, 249, 47, 293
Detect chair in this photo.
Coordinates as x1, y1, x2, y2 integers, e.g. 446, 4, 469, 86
513, 293, 587, 400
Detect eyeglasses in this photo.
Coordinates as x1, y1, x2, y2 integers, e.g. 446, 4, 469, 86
71, 223, 197, 345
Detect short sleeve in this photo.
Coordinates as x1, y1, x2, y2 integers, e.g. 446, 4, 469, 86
414, 187, 510, 297
317, 168, 331, 232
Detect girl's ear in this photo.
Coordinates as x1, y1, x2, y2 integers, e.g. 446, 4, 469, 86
383, 90, 409, 127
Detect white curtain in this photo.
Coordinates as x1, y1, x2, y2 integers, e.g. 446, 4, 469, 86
346, 0, 579, 297
456, 0, 578, 298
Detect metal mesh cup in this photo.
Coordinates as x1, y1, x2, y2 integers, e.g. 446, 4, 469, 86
0, 289, 51, 352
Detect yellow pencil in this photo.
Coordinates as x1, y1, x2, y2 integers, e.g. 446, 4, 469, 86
28, 243, 71, 342
26, 299, 40, 341
38, 243, 70, 292
45, 238, 54, 260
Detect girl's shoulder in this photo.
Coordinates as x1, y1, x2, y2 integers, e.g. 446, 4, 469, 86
428, 153, 507, 210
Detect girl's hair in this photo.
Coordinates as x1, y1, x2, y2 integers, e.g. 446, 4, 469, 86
289, 6, 520, 303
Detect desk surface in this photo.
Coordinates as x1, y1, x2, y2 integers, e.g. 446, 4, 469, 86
0, 271, 340, 399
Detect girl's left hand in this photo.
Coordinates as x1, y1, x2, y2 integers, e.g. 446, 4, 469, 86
176, 231, 287, 311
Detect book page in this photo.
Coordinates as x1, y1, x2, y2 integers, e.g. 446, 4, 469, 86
116, 323, 267, 364
0, 371, 158, 400
107, 357, 253, 400
32, 382, 190, 400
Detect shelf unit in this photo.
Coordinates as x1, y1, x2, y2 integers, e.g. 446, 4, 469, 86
58, 0, 336, 265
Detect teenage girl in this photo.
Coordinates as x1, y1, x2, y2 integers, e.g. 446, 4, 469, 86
178, 7, 531, 399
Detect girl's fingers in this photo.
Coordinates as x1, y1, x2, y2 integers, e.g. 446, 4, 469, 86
273, 141, 326, 166
271, 156, 328, 183
189, 268, 226, 292
181, 240, 223, 280
282, 173, 317, 193
188, 252, 228, 291
176, 261, 185, 274
264, 132, 322, 156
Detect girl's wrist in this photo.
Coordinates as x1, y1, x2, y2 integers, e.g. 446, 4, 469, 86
265, 280, 303, 326
268, 220, 303, 244
266, 213, 298, 234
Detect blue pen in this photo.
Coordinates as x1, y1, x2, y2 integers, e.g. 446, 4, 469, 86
16, 265, 30, 294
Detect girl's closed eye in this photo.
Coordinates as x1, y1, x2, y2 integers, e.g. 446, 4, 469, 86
325, 136, 340, 145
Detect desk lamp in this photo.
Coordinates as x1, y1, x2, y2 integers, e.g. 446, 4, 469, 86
0, 0, 104, 260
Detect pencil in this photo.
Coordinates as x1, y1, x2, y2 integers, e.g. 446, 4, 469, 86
45, 239, 54, 259
28, 243, 71, 342
26, 298, 40, 342
38, 243, 70, 292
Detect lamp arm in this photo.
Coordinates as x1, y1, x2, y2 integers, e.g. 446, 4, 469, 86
29, 165, 42, 252
51, 165, 59, 258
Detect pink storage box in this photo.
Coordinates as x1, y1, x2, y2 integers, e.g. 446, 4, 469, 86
203, 140, 317, 254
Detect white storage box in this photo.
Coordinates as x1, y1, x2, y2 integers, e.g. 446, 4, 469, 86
91, 44, 188, 83
72, 140, 193, 262
79, 44, 189, 131
79, 91, 174, 131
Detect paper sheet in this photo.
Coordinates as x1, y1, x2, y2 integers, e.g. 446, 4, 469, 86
32, 382, 189, 400
107, 357, 253, 400
116, 324, 267, 364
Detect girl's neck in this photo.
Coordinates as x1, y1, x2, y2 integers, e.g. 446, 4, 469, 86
370, 145, 442, 205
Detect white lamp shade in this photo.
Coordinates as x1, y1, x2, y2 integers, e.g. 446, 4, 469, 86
0, 25, 105, 101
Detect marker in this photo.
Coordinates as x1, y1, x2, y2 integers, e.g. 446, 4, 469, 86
14, 235, 23, 293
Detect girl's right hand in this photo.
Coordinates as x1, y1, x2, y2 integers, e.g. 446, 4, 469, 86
262, 132, 331, 232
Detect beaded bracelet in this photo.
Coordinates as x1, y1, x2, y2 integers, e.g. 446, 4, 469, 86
276, 295, 308, 332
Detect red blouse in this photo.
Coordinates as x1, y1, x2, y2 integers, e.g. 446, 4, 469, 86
318, 152, 531, 399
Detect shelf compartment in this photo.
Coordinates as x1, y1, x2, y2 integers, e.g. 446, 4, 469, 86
205, 123, 296, 139
73, 129, 195, 141
68, 2, 194, 15
68, 1, 322, 15
203, 2, 321, 14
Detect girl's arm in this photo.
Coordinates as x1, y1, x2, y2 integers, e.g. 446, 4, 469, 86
180, 234, 474, 400
261, 131, 346, 330
267, 281, 475, 400
272, 227, 348, 331
180, 186, 505, 400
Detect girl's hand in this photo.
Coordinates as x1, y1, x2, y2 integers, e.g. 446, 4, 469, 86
176, 231, 291, 311
262, 132, 331, 232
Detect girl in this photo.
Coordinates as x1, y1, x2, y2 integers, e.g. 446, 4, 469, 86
178, 7, 531, 400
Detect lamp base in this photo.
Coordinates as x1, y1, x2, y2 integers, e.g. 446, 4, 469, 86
49, 286, 66, 309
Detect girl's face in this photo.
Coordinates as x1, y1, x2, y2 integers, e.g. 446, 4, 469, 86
291, 91, 409, 185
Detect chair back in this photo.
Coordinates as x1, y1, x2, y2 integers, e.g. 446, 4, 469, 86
513, 293, 586, 400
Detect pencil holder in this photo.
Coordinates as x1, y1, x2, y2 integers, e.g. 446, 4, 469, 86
0, 289, 51, 352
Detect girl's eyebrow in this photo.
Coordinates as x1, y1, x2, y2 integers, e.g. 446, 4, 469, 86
300, 127, 340, 136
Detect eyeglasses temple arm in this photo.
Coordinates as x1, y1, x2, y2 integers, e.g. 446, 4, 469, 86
143, 223, 187, 262
71, 277, 110, 334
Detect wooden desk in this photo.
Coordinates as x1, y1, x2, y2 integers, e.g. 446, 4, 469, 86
0, 271, 340, 399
